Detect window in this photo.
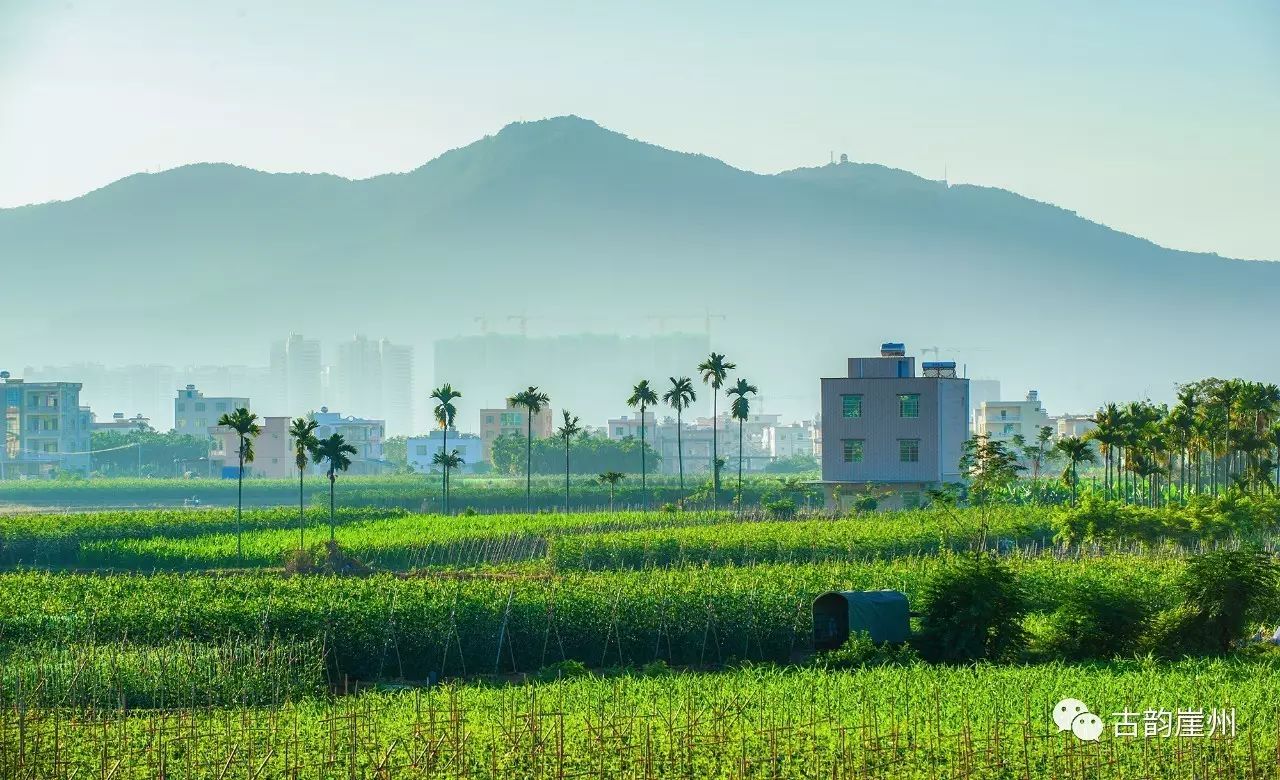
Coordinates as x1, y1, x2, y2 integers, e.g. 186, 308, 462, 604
176, 402, 185, 412
416, 445, 428, 456
899, 439, 920, 462
615, 427, 625, 436
485, 415, 495, 424
194, 402, 206, 412
1000, 409, 1007, 419
842, 439, 864, 463
1002, 423, 1015, 434
840, 394, 862, 418
216, 402, 227, 412
901, 491, 921, 509
500, 412, 521, 426
898, 394, 920, 418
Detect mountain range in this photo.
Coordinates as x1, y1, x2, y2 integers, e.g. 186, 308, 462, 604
2, 115, 1277, 420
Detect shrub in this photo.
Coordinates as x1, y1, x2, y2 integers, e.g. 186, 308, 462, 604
816, 632, 918, 669
913, 554, 1027, 663
282, 541, 372, 576
1169, 548, 1278, 654
534, 659, 590, 683
1042, 583, 1151, 661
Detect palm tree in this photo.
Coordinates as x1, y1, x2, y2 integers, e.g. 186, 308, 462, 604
662, 377, 697, 499
216, 407, 261, 561
598, 471, 624, 512
1212, 379, 1241, 488
288, 417, 320, 552
697, 353, 736, 509
627, 380, 660, 510
556, 411, 582, 512
1054, 435, 1097, 507
431, 384, 463, 513
507, 386, 550, 513
725, 377, 758, 514
431, 449, 466, 505
1269, 423, 1280, 493
312, 433, 356, 542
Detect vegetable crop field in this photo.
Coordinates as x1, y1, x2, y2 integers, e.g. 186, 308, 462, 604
2, 497, 1279, 778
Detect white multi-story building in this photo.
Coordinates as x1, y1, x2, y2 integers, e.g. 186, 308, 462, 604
311, 407, 388, 475
973, 390, 1053, 449
762, 421, 816, 461
1052, 414, 1098, 440
407, 430, 484, 475
174, 385, 248, 436
1, 373, 93, 477
607, 413, 656, 441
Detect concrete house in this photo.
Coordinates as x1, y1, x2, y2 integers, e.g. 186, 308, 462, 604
819, 343, 969, 510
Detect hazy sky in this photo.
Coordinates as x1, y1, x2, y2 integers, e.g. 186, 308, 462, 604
2, 1, 1278, 259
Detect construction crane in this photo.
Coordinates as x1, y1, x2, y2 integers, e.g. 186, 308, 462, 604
643, 312, 726, 338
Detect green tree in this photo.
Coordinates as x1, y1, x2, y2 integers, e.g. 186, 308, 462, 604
662, 376, 697, 500
312, 433, 356, 542
507, 386, 550, 513
431, 383, 463, 513
215, 407, 260, 561
697, 352, 736, 509
1089, 403, 1122, 497
288, 417, 320, 552
431, 449, 466, 509
725, 377, 758, 514
556, 410, 582, 512
626, 380, 660, 510
597, 471, 624, 512
959, 434, 1024, 504
1054, 435, 1097, 507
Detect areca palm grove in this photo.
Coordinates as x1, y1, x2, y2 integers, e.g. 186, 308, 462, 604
1086, 378, 1280, 506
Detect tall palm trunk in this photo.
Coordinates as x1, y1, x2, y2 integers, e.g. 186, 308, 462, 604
736, 418, 744, 514
236, 441, 245, 561
710, 394, 718, 510
640, 406, 648, 511
442, 428, 449, 514
564, 438, 571, 513
676, 409, 685, 499
328, 471, 336, 542
525, 416, 533, 514
298, 466, 305, 552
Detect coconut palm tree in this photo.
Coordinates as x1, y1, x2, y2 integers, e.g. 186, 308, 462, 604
1054, 435, 1097, 507
288, 416, 320, 552
556, 410, 582, 512
725, 377, 758, 514
216, 407, 261, 561
431, 384, 462, 513
312, 433, 356, 542
507, 386, 550, 513
597, 471, 624, 512
627, 380, 660, 510
662, 376, 697, 499
697, 353, 736, 509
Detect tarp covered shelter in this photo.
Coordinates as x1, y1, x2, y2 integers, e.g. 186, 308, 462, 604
813, 590, 910, 649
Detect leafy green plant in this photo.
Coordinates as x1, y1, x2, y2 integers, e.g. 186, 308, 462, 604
913, 554, 1027, 663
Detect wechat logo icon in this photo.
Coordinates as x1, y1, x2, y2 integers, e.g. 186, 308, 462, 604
1053, 698, 1104, 742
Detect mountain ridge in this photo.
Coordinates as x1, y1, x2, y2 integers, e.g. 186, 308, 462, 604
1, 114, 1276, 419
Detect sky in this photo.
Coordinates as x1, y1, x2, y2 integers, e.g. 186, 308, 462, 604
1, 0, 1278, 260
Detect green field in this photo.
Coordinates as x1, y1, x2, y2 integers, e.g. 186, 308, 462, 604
2, 498, 1278, 778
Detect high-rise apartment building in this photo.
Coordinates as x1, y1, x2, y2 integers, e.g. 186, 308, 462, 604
270, 333, 323, 416
331, 336, 415, 436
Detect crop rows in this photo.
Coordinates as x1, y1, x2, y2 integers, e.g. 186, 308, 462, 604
3, 660, 1276, 778
0, 556, 1187, 681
